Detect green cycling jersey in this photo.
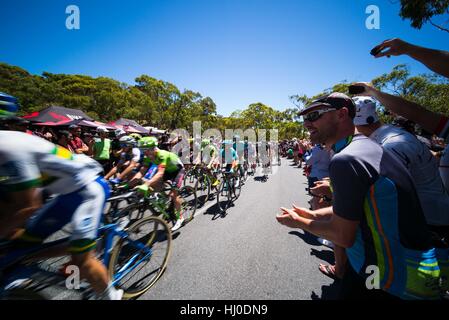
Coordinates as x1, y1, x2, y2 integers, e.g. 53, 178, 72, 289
143, 149, 183, 173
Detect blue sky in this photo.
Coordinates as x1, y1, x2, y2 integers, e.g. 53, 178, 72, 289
1, 0, 448, 116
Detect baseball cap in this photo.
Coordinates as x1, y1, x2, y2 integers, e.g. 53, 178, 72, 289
96, 126, 109, 133
299, 92, 356, 119
353, 96, 379, 126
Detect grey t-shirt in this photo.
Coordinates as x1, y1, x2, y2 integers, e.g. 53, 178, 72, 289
370, 125, 449, 226
329, 135, 433, 283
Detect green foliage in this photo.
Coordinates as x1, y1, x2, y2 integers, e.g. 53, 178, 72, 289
1, 62, 447, 140
290, 65, 448, 127
399, 0, 449, 31
372, 64, 449, 116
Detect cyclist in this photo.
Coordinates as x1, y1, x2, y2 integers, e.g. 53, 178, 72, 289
130, 137, 186, 232
105, 135, 141, 184
0, 95, 123, 300
220, 140, 239, 174
246, 140, 257, 174
261, 141, 272, 178
198, 138, 220, 187
233, 136, 245, 179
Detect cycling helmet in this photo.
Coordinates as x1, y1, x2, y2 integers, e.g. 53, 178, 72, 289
129, 133, 142, 141
139, 136, 158, 149
0, 92, 19, 117
119, 135, 137, 147
201, 139, 210, 149
115, 128, 126, 137
222, 140, 233, 146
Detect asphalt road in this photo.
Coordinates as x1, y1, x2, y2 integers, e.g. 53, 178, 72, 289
14, 157, 339, 300
142, 158, 340, 300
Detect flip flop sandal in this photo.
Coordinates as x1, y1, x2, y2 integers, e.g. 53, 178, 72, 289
318, 264, 341, 281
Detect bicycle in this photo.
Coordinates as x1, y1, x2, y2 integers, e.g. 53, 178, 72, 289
0, 215, 172, 300
183, 164, 200, 188
139, 182, 198, 229
193, 165, 212, 206
216, 167, 241, 214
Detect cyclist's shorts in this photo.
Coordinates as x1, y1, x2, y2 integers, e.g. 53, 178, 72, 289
20, 177, 110, 254
132, 163, 143, 174
224, 164, 234, 173
163, 165, 185, 190
144, 163, 158, 180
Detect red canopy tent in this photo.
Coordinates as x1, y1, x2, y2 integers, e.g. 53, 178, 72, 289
23, 106, 93, 123
108, 118, 149, 134
33, 119, 80, 127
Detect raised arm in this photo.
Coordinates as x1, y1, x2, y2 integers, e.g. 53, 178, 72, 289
373, 38, 449, 78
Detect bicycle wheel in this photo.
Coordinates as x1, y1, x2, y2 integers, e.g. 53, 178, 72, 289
194, 173, 211, 205
216, 177, 232, 213
184, 168, 197, 188
179, 185, 198, 222
108, 216, 172, 299
232, 174, 242, 200
241, 165, 248, 183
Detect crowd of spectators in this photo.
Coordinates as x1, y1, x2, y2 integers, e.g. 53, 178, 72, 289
277, 38, 449, 300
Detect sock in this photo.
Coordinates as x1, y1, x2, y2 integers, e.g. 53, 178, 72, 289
102, 283, 123, 300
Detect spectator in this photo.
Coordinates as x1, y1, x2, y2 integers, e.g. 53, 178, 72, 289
292, 138, 300, 165
57, 130, 75, 153
354, 96, 449, 290
296, 140, 303, 168
2, 117, 32, 134
277, 92, 441, 300
353, 38, 449, 193
304, 144, 331, 192
91, 126, 112, 173
83, 131, 94, 147
68, 125, 89, 154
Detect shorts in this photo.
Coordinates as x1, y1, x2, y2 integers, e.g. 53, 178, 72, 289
20, 177, 110, 254
163, 166, 185, 190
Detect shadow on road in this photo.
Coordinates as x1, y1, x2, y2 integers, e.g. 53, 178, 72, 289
203, 202, 236, 220
311, 281, 341, 300
253, 176, 269, 183
310, 248, 335, 265
288, 231, 321, 246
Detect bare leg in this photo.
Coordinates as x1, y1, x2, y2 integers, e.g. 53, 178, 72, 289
170, 190, 182, 219
333, 245, 347, 278
71, 251, 109, 294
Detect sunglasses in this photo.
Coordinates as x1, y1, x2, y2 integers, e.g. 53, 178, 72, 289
303, 108, 336, 122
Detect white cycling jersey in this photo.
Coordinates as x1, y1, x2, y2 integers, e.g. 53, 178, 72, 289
0, 131, 103, 195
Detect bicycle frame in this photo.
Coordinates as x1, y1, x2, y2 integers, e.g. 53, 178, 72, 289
0, 222, 153, 291
99, 224, 153, 286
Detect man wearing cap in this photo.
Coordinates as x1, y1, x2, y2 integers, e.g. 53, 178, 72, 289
277, 92, 442, 300
354, 96, 449, 290
68, 125, 89, 155
91, 126, 112, 173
